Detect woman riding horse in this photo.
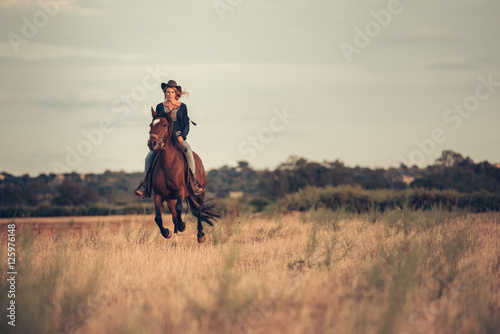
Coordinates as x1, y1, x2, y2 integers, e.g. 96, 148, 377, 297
141, 101, 218, 243
135, 80, 204, 197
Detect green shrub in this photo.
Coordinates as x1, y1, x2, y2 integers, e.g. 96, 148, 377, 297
280, 186, 498, 214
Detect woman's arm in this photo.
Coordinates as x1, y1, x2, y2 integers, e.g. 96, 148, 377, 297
178, 104, 190, 141
155, 103, 164, 116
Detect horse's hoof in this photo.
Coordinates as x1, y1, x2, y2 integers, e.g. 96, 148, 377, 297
162, 229, 172, 239
178, 222, 186, 232
197, 234, 206, 243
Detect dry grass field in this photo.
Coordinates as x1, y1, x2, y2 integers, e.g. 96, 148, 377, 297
1, 209, 499, 334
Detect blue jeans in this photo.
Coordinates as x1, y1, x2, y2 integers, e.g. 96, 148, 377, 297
144, 141, 196, 176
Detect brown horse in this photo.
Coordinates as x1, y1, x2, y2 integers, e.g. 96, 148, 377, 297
148, 107, 219, 243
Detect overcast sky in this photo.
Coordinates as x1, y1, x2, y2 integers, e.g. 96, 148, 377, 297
1, 0, 499, 176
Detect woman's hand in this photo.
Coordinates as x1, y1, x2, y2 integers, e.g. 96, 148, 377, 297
177, 136, 184, 143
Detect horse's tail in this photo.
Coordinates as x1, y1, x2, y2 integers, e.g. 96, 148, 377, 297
187, 195, 220, 226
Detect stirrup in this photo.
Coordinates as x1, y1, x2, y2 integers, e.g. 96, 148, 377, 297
135, 184, 151, 198
192, 179, 205, 196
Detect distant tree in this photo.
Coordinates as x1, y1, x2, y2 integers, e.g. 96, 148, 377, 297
413, 156, 500, 193
53, 179, 98, 206
434, 150, 472, 167
0, 184, 24, 206
98, 185, 116, 204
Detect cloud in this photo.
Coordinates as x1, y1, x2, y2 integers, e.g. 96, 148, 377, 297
412, 26, 454, 39
0, 0, 60, 8
392, 26, 457, 44
0, 42, 145, 60
426, 56, 474, 70
0, 88, 119, 111
0, 0, 94, 19
0, 0, 98, 15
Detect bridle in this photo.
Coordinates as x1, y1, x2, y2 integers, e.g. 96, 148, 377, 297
150, 116, 172, 150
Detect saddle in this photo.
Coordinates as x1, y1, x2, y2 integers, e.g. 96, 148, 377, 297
146, 147, 197, 195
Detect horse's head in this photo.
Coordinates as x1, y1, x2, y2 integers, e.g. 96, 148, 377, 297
148, 107, 172, 151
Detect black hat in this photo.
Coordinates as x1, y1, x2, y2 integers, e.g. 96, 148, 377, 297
161, 80, 182, 92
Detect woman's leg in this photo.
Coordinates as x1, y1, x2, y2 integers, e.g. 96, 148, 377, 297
180, 141, 196, 175
145, 151, 157, 175
135, 151, 157, 198
180, 141, 204, 194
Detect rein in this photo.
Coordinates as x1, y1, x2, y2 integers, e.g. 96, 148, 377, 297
151, 116, 173, 150
151, 115, 185, 153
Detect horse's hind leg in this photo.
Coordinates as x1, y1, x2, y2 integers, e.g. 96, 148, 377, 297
197, 203, 206, 243
155, 195, 172, 239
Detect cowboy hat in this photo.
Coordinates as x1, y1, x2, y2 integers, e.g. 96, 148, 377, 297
161, 80, 182, 92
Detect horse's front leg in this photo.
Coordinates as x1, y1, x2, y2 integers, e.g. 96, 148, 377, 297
166, 199, 178, 234
155, 194, 172, 239
166, 196, 186, 236
175, 196, 186, 233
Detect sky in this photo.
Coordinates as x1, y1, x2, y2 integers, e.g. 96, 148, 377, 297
0, 0, 499, 176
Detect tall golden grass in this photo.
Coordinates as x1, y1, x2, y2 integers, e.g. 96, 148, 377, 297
1, 209, 499, 334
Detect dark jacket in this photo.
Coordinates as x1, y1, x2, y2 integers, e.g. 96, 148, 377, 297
156, 102, 190, 140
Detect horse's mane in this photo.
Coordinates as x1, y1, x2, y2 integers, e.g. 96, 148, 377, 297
153, 114, 185, 153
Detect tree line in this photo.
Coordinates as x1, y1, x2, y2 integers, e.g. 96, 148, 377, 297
0, 150, 499, 217
206, 150, 500, 197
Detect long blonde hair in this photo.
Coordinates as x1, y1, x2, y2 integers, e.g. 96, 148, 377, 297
164, 87, 189, 100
